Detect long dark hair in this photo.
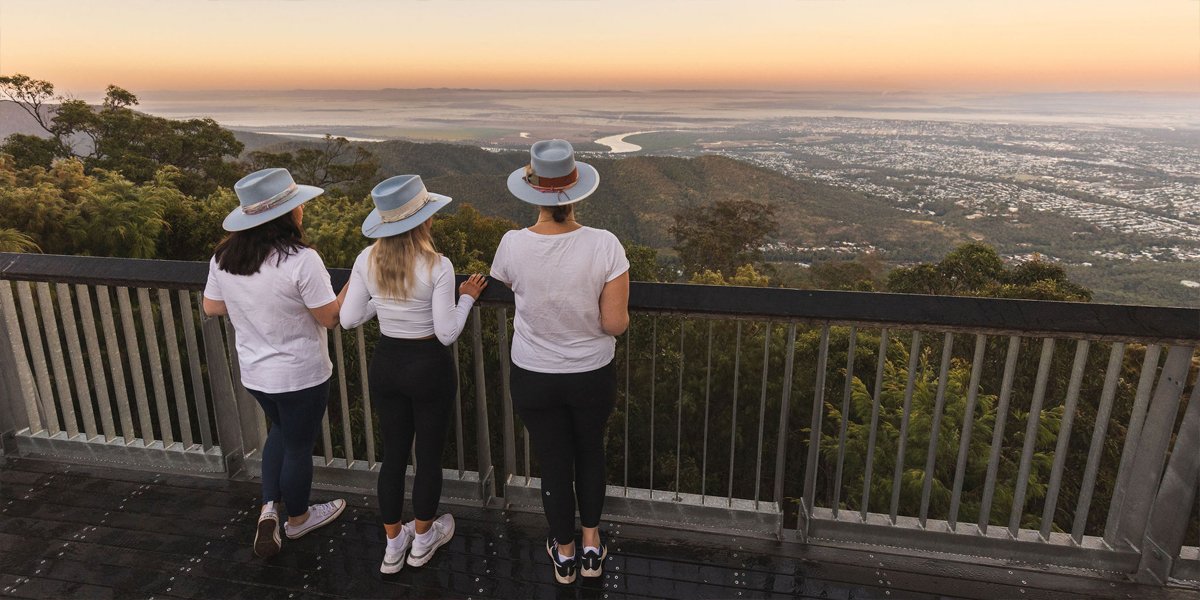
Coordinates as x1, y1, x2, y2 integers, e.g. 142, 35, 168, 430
213, 211, 311, 276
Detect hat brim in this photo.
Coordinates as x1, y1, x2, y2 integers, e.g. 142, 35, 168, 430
506, 161, 599, 206
222, 185, 325, 232
360, 194, 452, 238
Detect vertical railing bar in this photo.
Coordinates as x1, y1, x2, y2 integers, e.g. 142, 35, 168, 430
1008, 337, 1057, 538
55, 283, 96, 439
116, 287, 153, 442
157, 289, 192, 448
803, 325, 832, 523
650, 316, 657, 493
889, 330, 922, 524
0, 280, 44, 434
16, 282, 59, 435
77, 284, 115, 441
624, 328, 630, 495
137, 288, 174, 446
675, 318, 686, 501
498, 308, 517, 482
523, 427, 531, 483
332, 326, 354, 466
356, 327, 376, 468
728, 321, 743, 505
832, 326, 857, 518
470, 307, 495, 501
452, 340, 465, 477
979, 336, 1021, 533
753, 322, 771, 508
1039, 339, 1090, 540
36, 282, 78, 438
320, 332, 334, 465
919, 332, 955, 528
773, 323, 797, 511
179, 291, 212, 450
861, 329, 889, 521
1071, 343, 1125, 544
701, 321, 714, 502
948, 334, 987, 530
1104, 343, 1162, 542
96, 286, 135, 441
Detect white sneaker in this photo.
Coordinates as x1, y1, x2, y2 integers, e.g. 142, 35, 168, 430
254, 505, 281, 558
284, 499, 346, 539
406, 514, 454, 567
381, 522, 415, 574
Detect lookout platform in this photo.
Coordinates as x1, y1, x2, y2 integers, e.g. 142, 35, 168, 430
2, 457, 1195, 600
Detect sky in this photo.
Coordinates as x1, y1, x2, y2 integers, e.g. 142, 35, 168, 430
1, 0, 1198, 94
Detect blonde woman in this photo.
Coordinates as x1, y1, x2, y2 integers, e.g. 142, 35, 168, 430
338, 175, 486, 573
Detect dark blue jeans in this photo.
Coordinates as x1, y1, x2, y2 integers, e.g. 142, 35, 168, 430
248, 379, 330, 514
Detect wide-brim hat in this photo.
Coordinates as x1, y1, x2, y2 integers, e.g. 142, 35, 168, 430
223, 168, 324, 232
361, 175, 452, 238
506, 139, 599, 206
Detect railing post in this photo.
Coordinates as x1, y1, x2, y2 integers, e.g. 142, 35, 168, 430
471, 307, 495, 504
497, 309, 516, 484
1109, 345, 1195, 551
1135, 384, 1200, 585
0, 280, 39, 442
198, 305, 244, 476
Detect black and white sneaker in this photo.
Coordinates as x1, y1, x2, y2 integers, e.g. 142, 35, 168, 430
254, 505, 281, 558
546, 538, 578, 585
580, 539, 606, 578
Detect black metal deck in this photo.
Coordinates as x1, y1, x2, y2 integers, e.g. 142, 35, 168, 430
0, 457, 1196, 600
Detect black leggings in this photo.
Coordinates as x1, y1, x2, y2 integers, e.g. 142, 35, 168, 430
510, 361, 617, 546
369, 336, 457, 525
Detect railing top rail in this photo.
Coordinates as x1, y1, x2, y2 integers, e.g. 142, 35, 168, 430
3, 253, 1197, 344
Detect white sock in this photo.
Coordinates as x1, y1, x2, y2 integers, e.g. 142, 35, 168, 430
262, 501, 276, 514
415, 527, 436, 546
584, 545, 599, 555
558, 550, 574, 563
386, 529, 408, 549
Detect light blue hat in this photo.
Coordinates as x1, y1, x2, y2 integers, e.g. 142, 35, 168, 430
223, 168, 324, 232
361, 175, 452, 238
506, 139, 599, 206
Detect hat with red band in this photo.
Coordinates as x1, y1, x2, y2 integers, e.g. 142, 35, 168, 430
506, 139, 599, 206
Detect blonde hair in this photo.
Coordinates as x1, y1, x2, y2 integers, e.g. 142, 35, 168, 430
370, 220, 439, 301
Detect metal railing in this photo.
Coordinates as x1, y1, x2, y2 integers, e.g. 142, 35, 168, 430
1, 253, 1197, 586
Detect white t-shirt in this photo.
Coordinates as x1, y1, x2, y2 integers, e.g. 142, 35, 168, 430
339, 247, 474, 345
491, 226, 629, 373
203, 248, 337, 394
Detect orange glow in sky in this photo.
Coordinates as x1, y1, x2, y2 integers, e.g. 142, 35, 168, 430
1, 0, 1198, 93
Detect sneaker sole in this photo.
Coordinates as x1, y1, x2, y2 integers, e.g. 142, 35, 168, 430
546, 541, 577, 584
285, 501, 346, 540
380, 551, 407, 574
580, 544, 607, 578
406, 520, 455, 567
254, 516, 281, 558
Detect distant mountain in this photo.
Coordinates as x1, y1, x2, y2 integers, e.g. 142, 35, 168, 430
251, 138, 963, 261
0, 102, 54, 139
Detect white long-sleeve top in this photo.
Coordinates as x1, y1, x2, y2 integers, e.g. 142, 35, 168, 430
339, 246, 474, 345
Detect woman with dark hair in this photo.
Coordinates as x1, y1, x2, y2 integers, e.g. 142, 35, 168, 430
491, 140, 630, 584
202, 168, 345, 559
339, 175, 487, 573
